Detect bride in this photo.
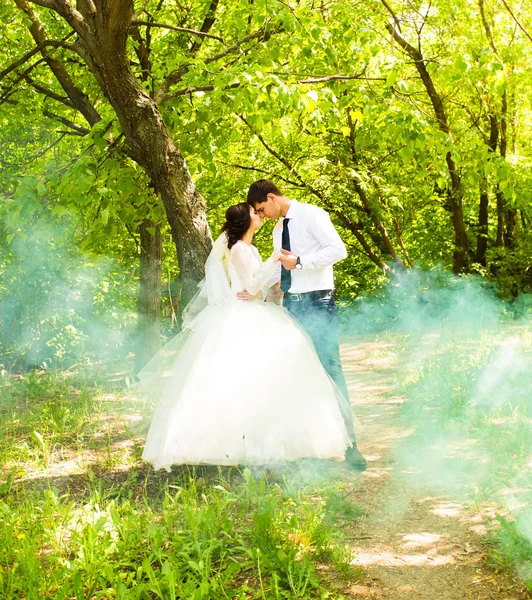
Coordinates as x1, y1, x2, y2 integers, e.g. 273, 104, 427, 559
138, 203, 353, 471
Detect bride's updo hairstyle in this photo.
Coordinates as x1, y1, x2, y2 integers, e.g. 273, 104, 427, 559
221, 203, 251, 249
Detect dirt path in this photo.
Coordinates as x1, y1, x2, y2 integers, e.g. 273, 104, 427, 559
340, 336, 531, 600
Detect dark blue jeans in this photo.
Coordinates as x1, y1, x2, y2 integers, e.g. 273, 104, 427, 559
284, 291, 357, 442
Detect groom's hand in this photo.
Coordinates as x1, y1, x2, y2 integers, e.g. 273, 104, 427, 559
279, 249, 298, 270
266, 282, 282, 304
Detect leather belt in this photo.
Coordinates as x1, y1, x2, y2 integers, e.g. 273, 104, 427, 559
285, 290, 333, 302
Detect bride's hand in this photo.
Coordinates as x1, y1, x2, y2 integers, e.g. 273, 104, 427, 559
237, 290, 262, 302
270, 250, 283, 262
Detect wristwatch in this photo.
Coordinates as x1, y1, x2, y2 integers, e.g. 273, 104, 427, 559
295, 256, 303, 269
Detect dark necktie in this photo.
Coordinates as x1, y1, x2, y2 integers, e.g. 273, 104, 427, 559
280, 218, 291, 293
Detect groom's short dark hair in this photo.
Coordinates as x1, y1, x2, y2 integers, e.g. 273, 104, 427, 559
247, 180, 282, 207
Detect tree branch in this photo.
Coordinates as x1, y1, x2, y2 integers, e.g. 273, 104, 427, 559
25, 0, 57, 6
384, 20, 450, 134
380, 0, 403, 31
0, 38, 76, 82
161, 71, 374, 102
132, 20, 226, 44
297, 71, 369, 84
23, 75, 75, 108
217, 161, 305, 187
204, 28, 275, 64
478, 0, 498, 53
499, 0, 532, 43
393, 218, 414, 268
43, 110, 90, 135
189, 0, 220, 54
159, 75, 374, 104
77, 0, 96, 21
25, 133, 67, 161
237, 113, 392, 272
345, 109, 402, 264
155, 27, 276, 103
130, 25, 152, 85
132, 0, 150, 20
15, 0, 100, 125
125, 222, 141, 251
381, 0, 469, 273
238, 113, 325, 200
335, 210, 393, 272
161, 82, 240, 100
26, 0, 92, 40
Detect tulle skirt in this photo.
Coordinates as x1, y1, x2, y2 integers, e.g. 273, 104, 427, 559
138, 299, 351, 471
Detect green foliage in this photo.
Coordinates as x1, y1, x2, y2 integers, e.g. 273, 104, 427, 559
487, 515, 532, 590
0, 475, 360, 599
2, 0, 532, 299
1, 0, 532, 370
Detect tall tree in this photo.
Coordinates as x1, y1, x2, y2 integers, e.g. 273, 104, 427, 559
381, 1, 469, 274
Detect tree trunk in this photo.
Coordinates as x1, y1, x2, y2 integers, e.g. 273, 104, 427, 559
505, 209, 518, 249
89, 7, 211, 303
34, 0, 212, 303
345, 109, 404, 266
476, 182, 489, 267
475, 114, 499, 266
504, 86, 519, 249
134, 221, 163, 373
495, 190, 505, 247
446, 153, 468, 274
384, 19, 469, 274
496, 92, 508, 247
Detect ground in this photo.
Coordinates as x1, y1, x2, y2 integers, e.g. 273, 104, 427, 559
341, 337, 531, 600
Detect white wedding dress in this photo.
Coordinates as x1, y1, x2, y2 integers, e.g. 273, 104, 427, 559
138, 237, 351, 471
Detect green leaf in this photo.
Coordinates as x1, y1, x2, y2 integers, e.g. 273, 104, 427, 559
386, 70, 398, 86
310, 28, 322, 42
454, 56, 468, 73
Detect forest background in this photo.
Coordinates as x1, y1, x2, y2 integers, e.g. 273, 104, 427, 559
1, 0, 531, 372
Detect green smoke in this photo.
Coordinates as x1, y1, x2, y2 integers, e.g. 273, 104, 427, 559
0, 222, 138, 371
340, 267, 532, 582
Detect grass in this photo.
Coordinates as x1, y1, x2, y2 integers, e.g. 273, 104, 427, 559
0, 368, 364, 599
487, 514, 532, 591
5, 322, 531, 596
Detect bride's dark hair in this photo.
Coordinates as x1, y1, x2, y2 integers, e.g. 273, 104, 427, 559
221, 203, 251, 249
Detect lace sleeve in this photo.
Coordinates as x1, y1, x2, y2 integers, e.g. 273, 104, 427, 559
230, 243, 279, 296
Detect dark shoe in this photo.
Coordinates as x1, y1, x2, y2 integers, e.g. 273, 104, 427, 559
345, 445, 367, 471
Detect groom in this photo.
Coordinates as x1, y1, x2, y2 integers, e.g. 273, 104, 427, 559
245, 180, 367, 470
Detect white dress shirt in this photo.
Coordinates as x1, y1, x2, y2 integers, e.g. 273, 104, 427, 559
272, 199, 347, 294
